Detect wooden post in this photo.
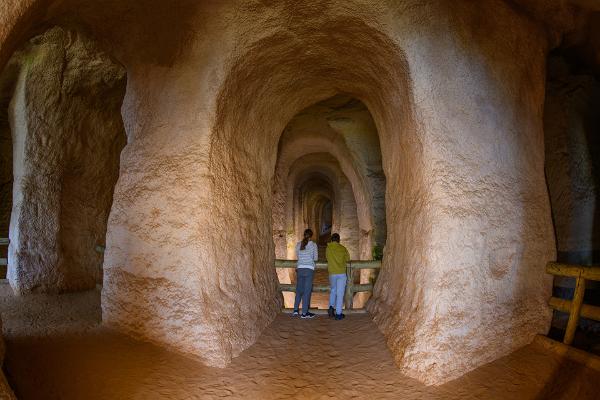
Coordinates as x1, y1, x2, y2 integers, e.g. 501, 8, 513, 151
564, 274, 586, 345
344, 262, 354, 310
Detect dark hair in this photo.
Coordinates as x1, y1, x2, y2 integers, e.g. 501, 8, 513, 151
301, 229, 313, 250
331, 233, 340, 243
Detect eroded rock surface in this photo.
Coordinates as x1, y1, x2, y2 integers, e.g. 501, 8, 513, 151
0, 0, 578, 386
5, 27, 126, 293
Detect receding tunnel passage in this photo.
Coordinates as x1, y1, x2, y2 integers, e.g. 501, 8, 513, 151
297, 173, 335, 251
0, 26, 126, 293
272, 95, 386, 310
273, 95, 386, 261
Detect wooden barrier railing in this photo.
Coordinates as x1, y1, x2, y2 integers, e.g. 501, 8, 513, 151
546, 262, 600, 345
275, 259, 381, 310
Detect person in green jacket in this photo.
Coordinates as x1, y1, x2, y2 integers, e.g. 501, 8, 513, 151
326, 233, 350, 320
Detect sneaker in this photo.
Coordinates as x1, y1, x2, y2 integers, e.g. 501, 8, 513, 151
291, 310, 299, 317
328, 306, 335, 318
335, 313, 345, 320
301, 312, 316, 319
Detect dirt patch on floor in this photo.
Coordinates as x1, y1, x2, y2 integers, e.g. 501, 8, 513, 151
0, 284, 599, 399
0, 281, 100, 338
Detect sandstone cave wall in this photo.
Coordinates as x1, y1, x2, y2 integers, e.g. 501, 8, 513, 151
103, 0, 554, 384
366, 1, 555, 384
5, 27, 126, 293
0, 0, 558, 385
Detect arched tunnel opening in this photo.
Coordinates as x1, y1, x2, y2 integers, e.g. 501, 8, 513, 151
272, 94, 386, 311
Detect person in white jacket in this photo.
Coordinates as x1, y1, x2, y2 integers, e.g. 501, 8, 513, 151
292, 228, 318, 318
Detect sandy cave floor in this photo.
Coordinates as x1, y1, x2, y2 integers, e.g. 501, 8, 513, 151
0, 283, 599, 399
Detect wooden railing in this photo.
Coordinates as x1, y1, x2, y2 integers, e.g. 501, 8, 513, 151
275, 259, 381, 310
546, 262, 600, 345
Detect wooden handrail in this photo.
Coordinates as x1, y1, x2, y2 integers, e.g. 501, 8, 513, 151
548, 297, 600, 321
276, 259, 381, 310
350, 283, 374, 293
546, 262, 600, 281
546, 262, 600, 345
278, 283, 374, 293
349, 260, 382, 269
279, 284, 330, 293
274, 259, 381, 269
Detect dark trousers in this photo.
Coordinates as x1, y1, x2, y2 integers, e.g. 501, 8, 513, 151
294, 268, 314, 314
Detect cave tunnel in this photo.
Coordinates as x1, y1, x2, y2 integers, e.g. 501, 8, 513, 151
0, 1, 598, 399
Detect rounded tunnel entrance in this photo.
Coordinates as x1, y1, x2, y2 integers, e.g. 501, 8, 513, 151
272, 94, 387, 310
207, 16, 421, 369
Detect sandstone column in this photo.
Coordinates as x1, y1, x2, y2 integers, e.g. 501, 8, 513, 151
7, 27, 126, 294
368, 0, 555, 384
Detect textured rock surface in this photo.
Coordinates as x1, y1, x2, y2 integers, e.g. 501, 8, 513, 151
0, 0, 575, 386
0, 375, 15, 400
370, 2, 556, 384
5, 27, 126, 293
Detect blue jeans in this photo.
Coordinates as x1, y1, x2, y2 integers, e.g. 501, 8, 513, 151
329, 273, 347, 315
294, 268, 315, 315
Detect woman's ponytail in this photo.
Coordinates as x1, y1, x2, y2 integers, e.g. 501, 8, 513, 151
301, 228, 313, 250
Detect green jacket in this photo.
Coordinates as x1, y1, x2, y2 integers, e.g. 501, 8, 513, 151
326, 242, 350, 275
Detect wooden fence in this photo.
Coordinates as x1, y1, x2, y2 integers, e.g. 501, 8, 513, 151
546, 262, 600, 345
275, 259, 381, 310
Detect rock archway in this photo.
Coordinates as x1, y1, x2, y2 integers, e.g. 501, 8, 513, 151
205, 19, 421, 373
204, 6, 554, 384
296, 173, 336, 249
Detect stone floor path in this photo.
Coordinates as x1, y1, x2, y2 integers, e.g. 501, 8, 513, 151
0, 286, 599, 399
